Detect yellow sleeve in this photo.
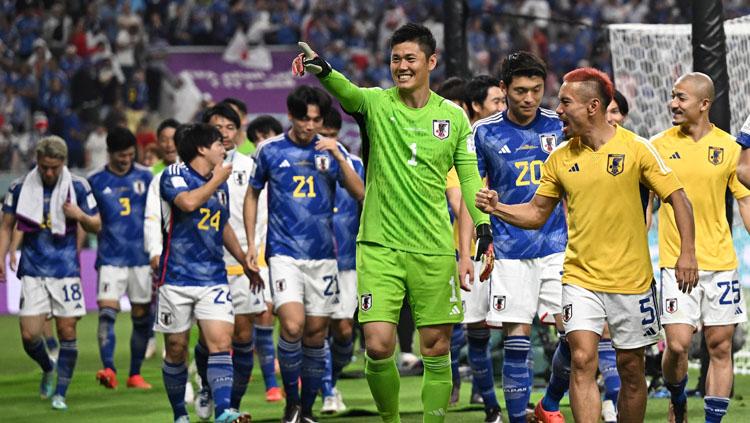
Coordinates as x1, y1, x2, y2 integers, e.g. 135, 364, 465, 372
639, 140, 683, 200
535, 152, 563, 199
446, 167, 460, 190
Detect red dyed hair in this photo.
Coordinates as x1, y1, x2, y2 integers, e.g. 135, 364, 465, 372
563, 67, 614, 106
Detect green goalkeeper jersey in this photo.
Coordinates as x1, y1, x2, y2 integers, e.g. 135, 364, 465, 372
320, 70, 489, 256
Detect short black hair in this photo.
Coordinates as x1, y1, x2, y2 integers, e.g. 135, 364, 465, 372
157, 118, 180, 138
202, 103, 241, 129
465, 75, 501, 119
106, 126, 136, 152
287, 85, 332, 120
390, 23, 436, 57
436, 77, 466, 104
612, 89, 629, 117
175, 123, 222, 163
500, 51, 547, 87
323, 107, 342, 130
219, 97, 247, 115
246, 115, 283, 142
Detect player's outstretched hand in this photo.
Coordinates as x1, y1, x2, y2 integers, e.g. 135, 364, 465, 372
213, 162, 233, 184
675, 251, 698, 294
475, 188, 498, 214
291, 42, 331, 77
458, 254, 474, 291
315, 137, 344, 161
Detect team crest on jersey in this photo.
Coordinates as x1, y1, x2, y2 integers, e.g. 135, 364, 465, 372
233, 170, 247, 185
275, 279, 286, 292
708, 146, 724, 165
360, 293, 372, 311
562, 304, 573, 322
492, 295, 506, 311
314, 154, 330, 172
433, 120, 450, 140
160, 312, 172, 326
216, 190, 228, 207
607, 154, 625, 176
539, 133, 557, 153
133, 180, 146, 194
665, 298, 678, 314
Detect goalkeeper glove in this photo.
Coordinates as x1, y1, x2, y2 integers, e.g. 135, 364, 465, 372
474, 223, 494, 282
292, 42, 332, 78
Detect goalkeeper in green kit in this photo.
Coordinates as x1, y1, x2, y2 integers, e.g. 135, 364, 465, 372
292, 23, 493, 423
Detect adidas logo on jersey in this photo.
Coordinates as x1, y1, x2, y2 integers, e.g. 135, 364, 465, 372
497, 145, 511, 154
568, 163, 580, 172
428, 408, 446, 417
669, 152, 681, 159
643, 327, 657, 337
103, 187, 112, 194
449, 304, 461, 316
279, 160, 291, 168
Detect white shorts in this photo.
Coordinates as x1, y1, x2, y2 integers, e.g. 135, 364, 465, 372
660, 268, 747, 328
260, 266, 272, 305
228, 273, 267, 315
562, 283, 661, 349
462, 261, 490, 324
486, 252, 563, 327
19, 276, 86, 318
268, 255, 338, 316
332, 269, 358, 320
153, 284, 235, 333
97, 265, 152, 304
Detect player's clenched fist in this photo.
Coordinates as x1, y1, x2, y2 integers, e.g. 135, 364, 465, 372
475, 188, 498, 213
213, 161, 233, 183
291, 42, 332, 77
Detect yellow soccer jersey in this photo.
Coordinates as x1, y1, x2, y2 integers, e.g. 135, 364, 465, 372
536, 125, 682, 294
651, 125, 750, 270
446, 167, 460, 190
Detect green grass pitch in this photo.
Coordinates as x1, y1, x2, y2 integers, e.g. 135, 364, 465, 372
0, 313, 748, 422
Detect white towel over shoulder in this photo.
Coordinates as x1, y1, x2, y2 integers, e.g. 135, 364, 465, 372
16, 166, 76, 236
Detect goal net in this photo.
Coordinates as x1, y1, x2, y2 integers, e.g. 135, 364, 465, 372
609, 15, 750, 139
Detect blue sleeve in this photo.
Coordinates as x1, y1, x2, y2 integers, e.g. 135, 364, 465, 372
2, 183, 21, 214
738, 132, 750, 149
161, 169, 190, 204
250, 149, 268, 190
334, 145, 353, 185
75, 180, 98, 215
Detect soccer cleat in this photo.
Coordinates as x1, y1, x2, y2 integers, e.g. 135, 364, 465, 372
282, 404, 301, 423
601, 399, 617, 423
485, 406, 503, 423
470, 391, 485, 405
95, 367, 118, 389
215, 408, 252, 423
449, 382, 460, 407
40, 359, 56, 400
300, 412, 318, 423
48, 346, 60, 362
184, 380, 195, 403
194, 387, 213, 421
50, 394, 68, 411
145, 336, 157, 359
265, 386, 283, 402
668, 400, 688, 423
174, 416, 190, 423
321, 395, 338, 414
534, 400, 565, 423
334, 388, 347, 413
126, 374, 152, 389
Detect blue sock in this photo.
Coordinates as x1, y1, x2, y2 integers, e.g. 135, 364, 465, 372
129, 313, 150, 376
598, 338, 620, 405
542, 335, 571, 412
98, 307, 117, 371
331, 336, 354, 385
301, 344, 327, 415
55, 339, 78, 397
503, 336, 531, 423
254, 325, 278, 389
162, 360, 188, 420
195, 341, 210, 390
467, 328, 499, 410
321, 340, 334, 398
665, 375, 688, 406
278, 336, 302, 405
450, 324, 466, 387
45, 336, 59, 352
230, 340, 254, 409
23, 338, 53, 372
208, 352, 234, 418
527, 347, 534, 388
704, 396, 729, 422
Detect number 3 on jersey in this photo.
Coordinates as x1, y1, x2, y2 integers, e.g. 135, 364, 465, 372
119, 197, 131, 215
515, 160, 543, 186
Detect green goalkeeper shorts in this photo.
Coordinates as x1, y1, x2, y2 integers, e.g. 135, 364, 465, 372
356, 242, 463, 327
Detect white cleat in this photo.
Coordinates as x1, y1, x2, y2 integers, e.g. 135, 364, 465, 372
184, 380, 195, 404
321, 395, 338, 414
334, 388, 347, 413
602, 399, 617, 423
194, 387, 213, 421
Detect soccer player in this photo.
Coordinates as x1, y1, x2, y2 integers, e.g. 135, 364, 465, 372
219, 97, 255, 156
605, 89, 629, 127
0, 136, 101, 410
88, 127, 154, 390
318, 107, 365, 414
292, 23, 493, 422
651, 72, 749, 423
475, 67, 699, 423
471, 52, 569, 423
155, 123, 254, 423
736, 114, 750, 188
243, 86, 364, 423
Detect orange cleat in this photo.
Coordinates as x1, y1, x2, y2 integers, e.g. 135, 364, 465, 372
265, 386, 283, 402
126, 374, 152, 389
96, 368, 118, 389
534, 400, 565, 423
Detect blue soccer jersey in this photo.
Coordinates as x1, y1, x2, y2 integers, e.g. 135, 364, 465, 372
738, 114, 750, 148
473, 108, 568, 259
334, 154, 365, 271
159, 163, 230, 287
88, 164, 152, 267
3, 175, 98, 278
251, 133, 351, 261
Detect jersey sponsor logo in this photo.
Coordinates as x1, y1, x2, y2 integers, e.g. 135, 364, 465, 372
360, 293, 372, 311
492, 295, 506, 311
216, 190, 228, 207
449, 304, 461, 315
540, 133, 558, 153
665, 298, 678, 313
314, 154, 330, 172
433, 120, 450, 140
160, 311, 173, 326
232, 170, 247, 185
708, 146, 724, 165
275, 279, 286, 292
607, 154, 625, 176
562, 304, 573, 322
133, 180, 146, 194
